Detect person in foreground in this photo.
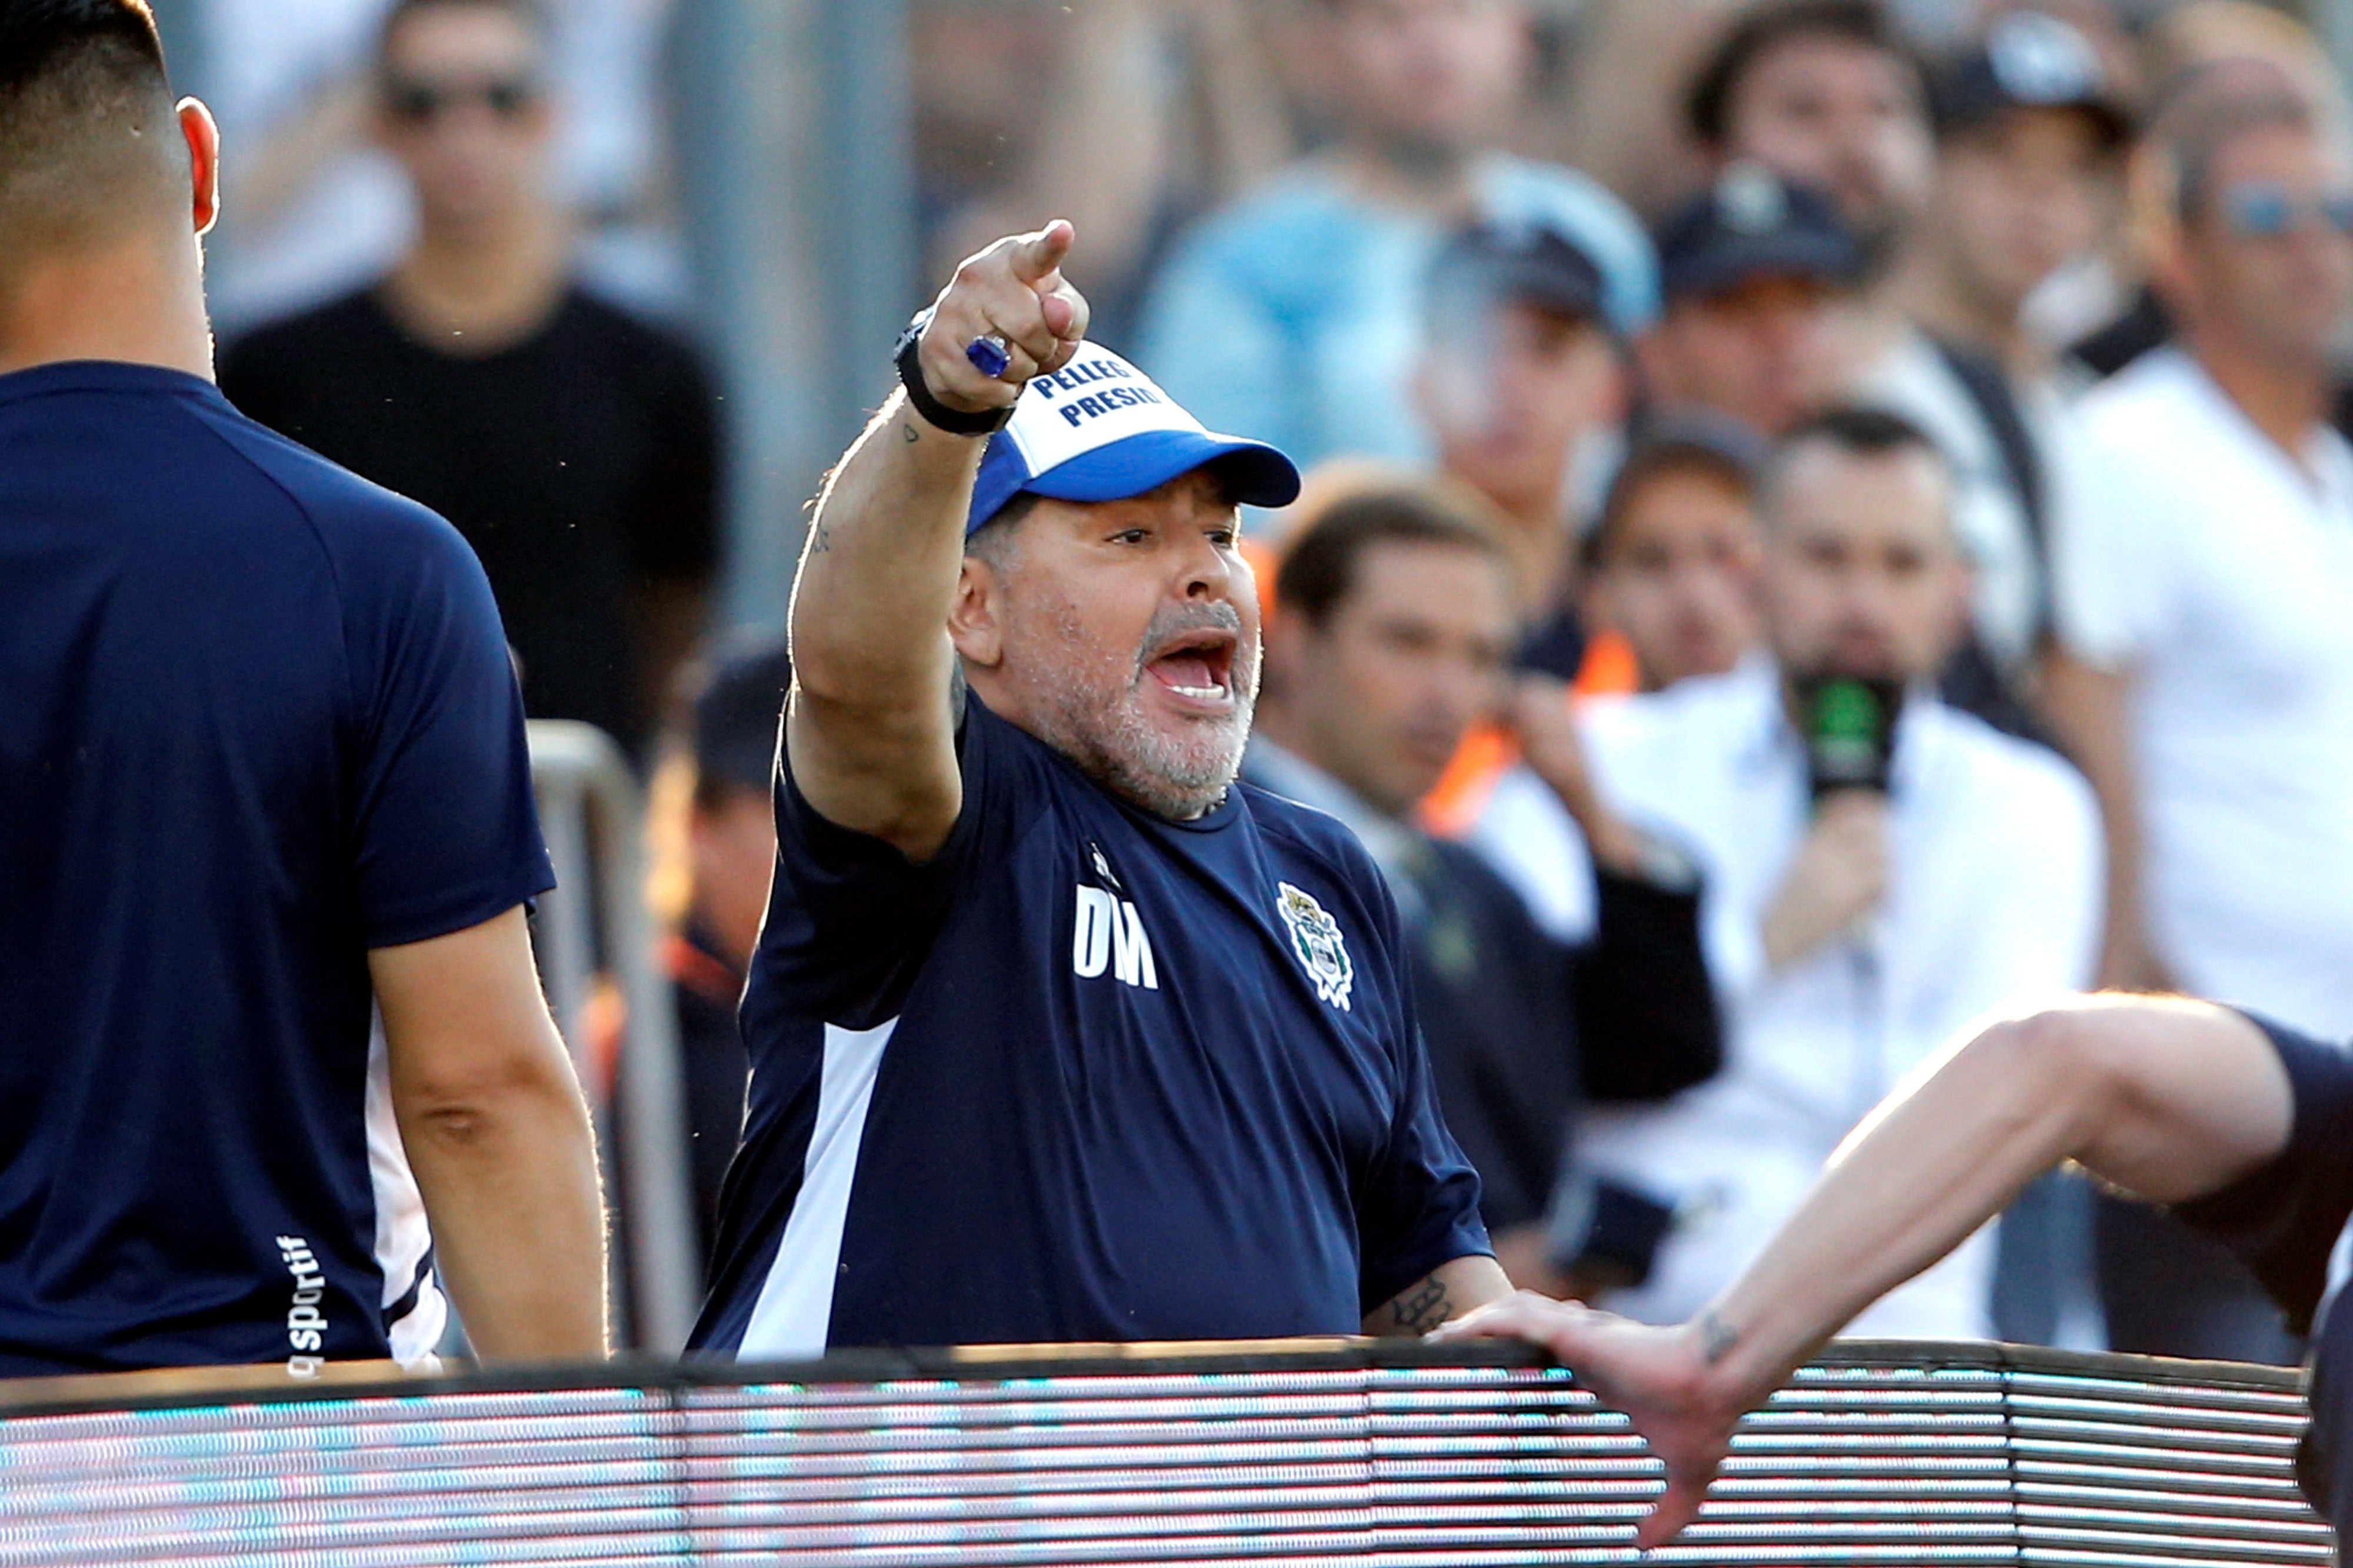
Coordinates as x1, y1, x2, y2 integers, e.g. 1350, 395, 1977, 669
0, 0, 605, 1374
1437, 997, 2353, 1547
690, 221, 1512, 1359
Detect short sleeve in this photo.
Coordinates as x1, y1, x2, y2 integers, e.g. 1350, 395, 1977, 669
348, 509, 554, 948
2048, 403, 2170, 668
751, 695, 1035, 1031
2170, 1015, 2353, 1335
1355, 879, 1494, 1313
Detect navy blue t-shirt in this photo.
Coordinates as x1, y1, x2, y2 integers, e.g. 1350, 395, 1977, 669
694, 693, 1489, 1356
2174, 1016, 2353, 1538
0, 362, 552, 1375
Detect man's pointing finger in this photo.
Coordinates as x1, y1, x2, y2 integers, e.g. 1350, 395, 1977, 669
1010, 219, 1076, 286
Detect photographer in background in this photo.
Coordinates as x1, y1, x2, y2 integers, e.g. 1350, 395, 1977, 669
1468, 408, 2100, 1337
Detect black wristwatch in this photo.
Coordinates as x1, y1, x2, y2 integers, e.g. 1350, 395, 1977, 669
894, 311, 1014, 437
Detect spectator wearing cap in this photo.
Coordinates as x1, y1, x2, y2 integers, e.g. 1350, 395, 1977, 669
1466, 407, 2101, 1338
1639, 164, 1866, 441
1245, 480, 1720, 1296
2041, 74, 2353, 1362
1845, 11, 2129, 740
646, 640, 792, 1262
1134, 0, 1656, 471
1412, 219, 1627, 679
1579, 417, 1768, 695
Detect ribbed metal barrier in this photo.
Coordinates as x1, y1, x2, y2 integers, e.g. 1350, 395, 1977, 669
0, 1341, 2328, 1565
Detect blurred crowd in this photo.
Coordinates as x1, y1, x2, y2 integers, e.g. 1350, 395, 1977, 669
195, 0, 2353, 1364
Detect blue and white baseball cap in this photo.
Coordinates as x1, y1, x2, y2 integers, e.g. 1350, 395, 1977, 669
966, 341, 1302, 536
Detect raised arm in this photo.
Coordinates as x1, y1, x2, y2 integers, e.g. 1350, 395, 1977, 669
372, 906, 608, 1363
787, 223, 1089, 862
1437, 996, 2297, 1547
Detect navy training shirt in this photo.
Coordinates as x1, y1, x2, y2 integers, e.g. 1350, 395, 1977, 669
0, 361, 552, 1376
2172, 1016, 2353, 1540
694, 693, 1489, 1356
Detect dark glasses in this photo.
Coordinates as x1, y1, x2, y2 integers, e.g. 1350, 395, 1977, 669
383, 75, 543, 125
2218, 181, 2353, 239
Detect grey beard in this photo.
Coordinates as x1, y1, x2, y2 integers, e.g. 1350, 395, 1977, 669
1023, 600, 1259, 822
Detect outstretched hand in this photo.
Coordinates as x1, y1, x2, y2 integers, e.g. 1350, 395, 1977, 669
917, 220, 1094, 415
1431, 1292, 1752, 1550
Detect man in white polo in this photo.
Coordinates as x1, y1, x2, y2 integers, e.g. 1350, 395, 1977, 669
2042, 66, 2353, 1360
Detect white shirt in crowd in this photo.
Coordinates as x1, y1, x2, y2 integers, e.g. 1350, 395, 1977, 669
2053, 346, 2353, 1040
1469, 657, 2102, 1336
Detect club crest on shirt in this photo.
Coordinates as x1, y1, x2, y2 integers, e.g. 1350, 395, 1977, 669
1276, 882, 1354, 1013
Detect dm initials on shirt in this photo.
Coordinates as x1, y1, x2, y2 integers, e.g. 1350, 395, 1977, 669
1072, 885, 1158, 989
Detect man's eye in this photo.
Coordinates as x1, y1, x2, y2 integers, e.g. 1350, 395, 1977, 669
1111, 528, 1150, 545
1209, 529, 1239, 548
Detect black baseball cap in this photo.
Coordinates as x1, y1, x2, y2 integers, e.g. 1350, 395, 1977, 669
1929, 11, 2129, 151
1427, 218, 1608, 325
1655, 164, 1865, 303
691, 638, 794, 796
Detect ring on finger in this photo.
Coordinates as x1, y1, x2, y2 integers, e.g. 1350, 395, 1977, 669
966, 333, 1014, 380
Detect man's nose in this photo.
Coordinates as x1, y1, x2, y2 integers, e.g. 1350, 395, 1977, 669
1180, 532, 1234, 599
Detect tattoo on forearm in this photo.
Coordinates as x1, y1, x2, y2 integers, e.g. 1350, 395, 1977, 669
1697, 1309, 1739, 1366
1387, 1275, 1452, 1335
808, 517, 835, 555
901, 419, 921, 445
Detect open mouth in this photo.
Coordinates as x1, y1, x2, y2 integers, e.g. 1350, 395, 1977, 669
1144, 628, 1239, 707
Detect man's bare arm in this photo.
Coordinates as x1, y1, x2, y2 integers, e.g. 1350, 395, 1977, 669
1363, 1254, 1514, 1336
1437, 996, 2296, 1547
787, 223, 1089, 862
371, 906, 608, 1363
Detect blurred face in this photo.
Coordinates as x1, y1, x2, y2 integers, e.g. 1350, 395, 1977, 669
1587, 468, 1762, 690
1935, 108, 2115, 318
1272, 541, 1517, 817
1422, 299, 1622, 520
2171, 123, 2353, 375
1722, 32, 1934, 251
690, 786, 778, 971
1331, 0, 1528, 164
1762, 441, 1968, 684
1642, 273, 1848, 438
376, 3, 555, 231
958, 471, 1262, 822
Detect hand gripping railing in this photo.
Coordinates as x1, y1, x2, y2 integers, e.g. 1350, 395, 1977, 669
0, 1340, 2330, 1564
526, 719, 701, 1353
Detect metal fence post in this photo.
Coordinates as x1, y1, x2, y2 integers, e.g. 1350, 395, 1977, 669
528, 721, 702, 1354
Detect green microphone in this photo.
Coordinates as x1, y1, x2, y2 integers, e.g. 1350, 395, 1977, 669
1794, 674, 1904, 802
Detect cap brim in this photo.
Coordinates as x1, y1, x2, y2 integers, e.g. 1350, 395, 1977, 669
1024, 428, 1304, 512
1665, 233, 1862, 301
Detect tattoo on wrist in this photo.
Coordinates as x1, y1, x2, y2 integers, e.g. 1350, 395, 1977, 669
809, 518, 835, 556
1697, 1309, 1739, 1366
1388, 1275, 1452, 1335
901, 420, 921, 444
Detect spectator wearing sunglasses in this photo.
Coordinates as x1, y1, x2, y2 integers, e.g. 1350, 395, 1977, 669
222, 0, 719, 760
2042, 66, 2353, 1363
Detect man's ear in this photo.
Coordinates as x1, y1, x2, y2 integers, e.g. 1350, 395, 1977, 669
948, 555, 1005, 669
179, 98, 222, 237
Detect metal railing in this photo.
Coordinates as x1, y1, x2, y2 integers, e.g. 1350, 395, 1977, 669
527, 720, 701, 1354
0, 1340, 2329, 1564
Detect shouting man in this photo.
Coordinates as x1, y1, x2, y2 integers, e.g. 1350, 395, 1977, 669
692, 224, 1511, 1357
